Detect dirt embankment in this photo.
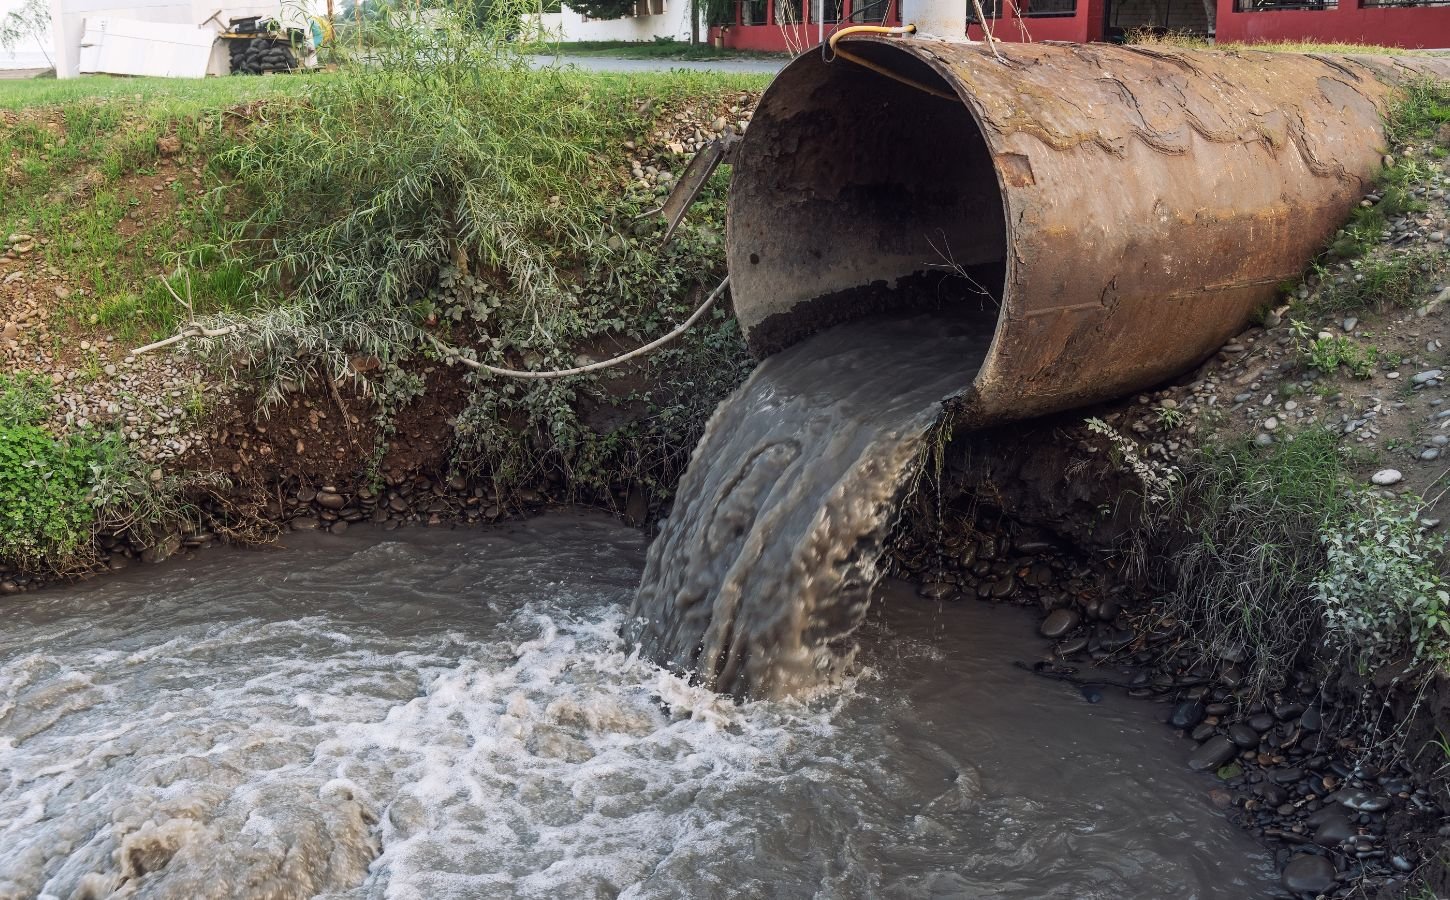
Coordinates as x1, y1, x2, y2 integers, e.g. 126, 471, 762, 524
0, 88, 760, 588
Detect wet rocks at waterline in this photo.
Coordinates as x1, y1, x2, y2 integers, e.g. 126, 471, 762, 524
885, 513, 1445, 899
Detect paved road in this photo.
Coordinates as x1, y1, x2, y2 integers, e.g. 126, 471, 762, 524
527, 54, 788, 75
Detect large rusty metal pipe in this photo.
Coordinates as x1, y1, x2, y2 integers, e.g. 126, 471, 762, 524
726, 39, 1450, 427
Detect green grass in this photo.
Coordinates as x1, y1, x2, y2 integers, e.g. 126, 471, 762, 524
1126, 31, 1432, 55
0, 73, 303, 110
1302, 334, 1380, 377
1387, 77, 1450, 144
1326, 248, 1444, 311
546, 38, 787, 60
1143, 427, 1354, 697
0, 78, 293, 343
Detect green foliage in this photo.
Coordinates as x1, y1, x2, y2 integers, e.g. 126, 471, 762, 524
1145, 427, 1353, 696
0, 419, 102, 574
1324, 248, 1442, 311
187, 11, 762, 504
1301, 333, 1379, 378
0, 0, 51, 63
0, 372, 52, 425
1386, 77, 1450, 145
565, 0, 639, 19
1154, 405, 1186, 429
1316, 494, 1450, 671
205, 4, 761, 402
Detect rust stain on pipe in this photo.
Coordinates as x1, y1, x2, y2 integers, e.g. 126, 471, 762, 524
725, 39, 1450, 427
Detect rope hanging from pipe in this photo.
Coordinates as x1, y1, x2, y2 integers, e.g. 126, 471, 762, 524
132, 275, 733, 382
429, 276, 732, 379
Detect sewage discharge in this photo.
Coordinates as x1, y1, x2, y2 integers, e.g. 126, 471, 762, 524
0, 517, 1275, 898
631, 38, 1450, 698
630, 312, 989, 699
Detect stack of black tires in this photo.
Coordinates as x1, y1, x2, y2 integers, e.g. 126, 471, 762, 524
226, 17, 303, 75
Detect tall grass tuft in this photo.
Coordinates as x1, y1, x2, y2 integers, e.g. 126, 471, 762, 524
201, 0, 755, 408
1142, 428, 1353, 696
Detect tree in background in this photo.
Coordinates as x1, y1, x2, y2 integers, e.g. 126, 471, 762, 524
0, 0, 52, 67
564, 0, 638, 18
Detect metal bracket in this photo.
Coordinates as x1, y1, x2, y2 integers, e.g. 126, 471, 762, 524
640, 133, 741, 246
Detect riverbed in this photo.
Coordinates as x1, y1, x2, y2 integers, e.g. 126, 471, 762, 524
0, 511, 1276, 898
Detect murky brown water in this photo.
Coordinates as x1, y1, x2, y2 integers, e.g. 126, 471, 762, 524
0, 512, 1274, 898
632, 313, 990, 699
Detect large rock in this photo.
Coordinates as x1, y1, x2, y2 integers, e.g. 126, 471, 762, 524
1281, 854, 1336, 895
1186, 735, 1236, 772
1039, 608, 1080, 639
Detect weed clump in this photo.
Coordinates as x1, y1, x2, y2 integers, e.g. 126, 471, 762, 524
1145, 427, 1353, 696
1143, 424, 1450, 699
1317, 495, 1450, 672
190, 5, 762, 506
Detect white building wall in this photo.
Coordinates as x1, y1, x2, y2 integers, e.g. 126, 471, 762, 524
525, 1, 696, 42
51, 0, 300, 77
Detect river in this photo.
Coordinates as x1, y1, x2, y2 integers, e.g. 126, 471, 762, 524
0, 511, 1276, 898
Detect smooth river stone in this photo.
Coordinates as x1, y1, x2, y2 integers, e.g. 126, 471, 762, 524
1312, 812, 1354, 847
1337, 788, 1391, 812
1281, 854, 1336, 895
1169, 700, 1205, 730
1228, 723, 1261, 748
1187, 735, 1237, 772
1039, 609, 1081, 639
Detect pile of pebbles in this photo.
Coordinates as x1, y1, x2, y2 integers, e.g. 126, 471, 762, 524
1, 228, 221, 462
624, 93, 756, 199
889, 511, 1447, 899
279, 471, 552, 534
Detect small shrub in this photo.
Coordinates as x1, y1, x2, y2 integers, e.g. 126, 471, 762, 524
1326, 249, 1441, 311
0, 423, 101, 573
1142, 427, 1351, 696
1316, 494, 1450, 671
0, 372, 51, 425
1386, 77, 1450, 145
1302, 334, 1379, 378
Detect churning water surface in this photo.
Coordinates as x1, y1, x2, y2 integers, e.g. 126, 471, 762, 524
0, 512, 1276, 899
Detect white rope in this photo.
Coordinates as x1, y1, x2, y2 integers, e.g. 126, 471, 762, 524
131, 323, 238, 356
429, 275, 731, 380
972, 0, 1004, 62
130, 274, 732, 379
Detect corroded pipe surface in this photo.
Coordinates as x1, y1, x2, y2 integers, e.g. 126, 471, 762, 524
726, 39, 1450, 427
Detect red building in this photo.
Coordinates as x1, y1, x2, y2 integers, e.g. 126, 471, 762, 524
711, 0, 1450, 51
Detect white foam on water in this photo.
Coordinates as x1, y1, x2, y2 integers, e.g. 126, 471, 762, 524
0, 575, 845, 900
0, 521, 1276, 900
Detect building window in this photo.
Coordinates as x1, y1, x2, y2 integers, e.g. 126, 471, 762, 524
1233, 0, 1336, 10
967, 0, 1002, 20
1359, 0, 1450, 7
1020, 0, 1076, 15
741, 0, 767, 23
847, 0, 893, 21
810, 0, 843, 22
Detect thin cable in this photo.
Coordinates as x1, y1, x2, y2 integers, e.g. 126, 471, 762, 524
826, 25, 960, 101
429, 276, 731, 380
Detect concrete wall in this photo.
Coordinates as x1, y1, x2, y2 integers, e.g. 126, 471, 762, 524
525, 1, 697, 42
50, 0, 298, 77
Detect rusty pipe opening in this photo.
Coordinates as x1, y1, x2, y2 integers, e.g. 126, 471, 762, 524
726, 38, 1450, 428
727, 42, 1008, 359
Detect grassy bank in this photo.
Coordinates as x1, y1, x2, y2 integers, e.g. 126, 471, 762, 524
0, 20, 767, 577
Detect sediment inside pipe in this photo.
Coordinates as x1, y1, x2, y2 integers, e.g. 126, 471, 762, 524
726, 43, 1007, 358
